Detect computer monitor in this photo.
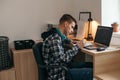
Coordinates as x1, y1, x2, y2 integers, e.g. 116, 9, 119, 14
94, 26, 113, 46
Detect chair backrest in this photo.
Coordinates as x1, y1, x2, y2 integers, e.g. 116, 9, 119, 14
32, 42, 47, 80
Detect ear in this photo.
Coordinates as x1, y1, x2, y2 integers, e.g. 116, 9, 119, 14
64, 21, 69, 28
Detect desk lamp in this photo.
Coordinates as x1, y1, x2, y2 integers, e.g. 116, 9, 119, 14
79, 12, 99, 41
79, 12, 93, 41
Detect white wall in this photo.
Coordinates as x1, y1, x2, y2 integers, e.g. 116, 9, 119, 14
102, 0, 120, 26
0, 0, 100, 47
73, 0, 101, 22
0, 0, 74, 46
72, 0, 101, 37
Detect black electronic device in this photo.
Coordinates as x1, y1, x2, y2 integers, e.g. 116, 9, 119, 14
84, 26, 113, 50
94, 26, 113, 46
96, 47, 106, 51
14, 39, 35, 50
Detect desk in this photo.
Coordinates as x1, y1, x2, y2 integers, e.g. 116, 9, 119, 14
81, 46, 120, 80
12, 49, 38, 80
0, 68, 15, 80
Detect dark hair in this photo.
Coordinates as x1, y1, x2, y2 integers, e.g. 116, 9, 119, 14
59, 14, 77, 24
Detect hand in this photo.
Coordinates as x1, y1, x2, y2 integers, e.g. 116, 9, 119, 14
63, 44, 73, 49
73, 39, 85, 48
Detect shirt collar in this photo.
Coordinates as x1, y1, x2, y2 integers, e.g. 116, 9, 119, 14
56, 28, 66, 40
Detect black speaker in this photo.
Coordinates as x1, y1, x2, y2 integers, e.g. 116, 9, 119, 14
14, 39, 35, 50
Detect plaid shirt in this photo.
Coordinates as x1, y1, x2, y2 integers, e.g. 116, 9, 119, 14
42, 33, 79, 80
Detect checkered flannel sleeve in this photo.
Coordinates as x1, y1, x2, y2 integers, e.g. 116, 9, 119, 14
45, 34, 80, 63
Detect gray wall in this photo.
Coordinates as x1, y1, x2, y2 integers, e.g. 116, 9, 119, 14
73, 0, 101, 38
0, 0, 101, 47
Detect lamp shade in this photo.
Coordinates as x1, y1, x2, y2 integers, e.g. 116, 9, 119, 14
83, 20, 99, 40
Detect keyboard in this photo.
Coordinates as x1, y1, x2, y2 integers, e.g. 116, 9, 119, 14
84, 42, 107, 50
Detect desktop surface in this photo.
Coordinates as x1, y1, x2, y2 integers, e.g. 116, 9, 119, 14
81, 45, 120, 55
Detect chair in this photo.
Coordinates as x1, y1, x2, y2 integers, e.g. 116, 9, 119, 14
32, 42, 93, 80
32, 42, 72, 80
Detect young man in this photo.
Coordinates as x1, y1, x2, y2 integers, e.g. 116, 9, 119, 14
41, 14, 93, 80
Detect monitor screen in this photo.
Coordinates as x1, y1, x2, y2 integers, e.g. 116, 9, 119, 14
94, 26, 113, 46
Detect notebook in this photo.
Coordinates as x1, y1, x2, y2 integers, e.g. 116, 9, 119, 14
84, 26, 113, 50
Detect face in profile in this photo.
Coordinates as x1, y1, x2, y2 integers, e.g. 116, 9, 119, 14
64, 21, 75, 36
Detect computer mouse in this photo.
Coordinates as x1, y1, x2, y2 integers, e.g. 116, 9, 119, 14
96, 47, 106, 51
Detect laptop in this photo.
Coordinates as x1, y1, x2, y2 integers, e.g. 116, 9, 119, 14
84, 26, 113, 50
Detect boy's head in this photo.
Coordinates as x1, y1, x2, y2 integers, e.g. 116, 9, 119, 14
59, 14, 77, 36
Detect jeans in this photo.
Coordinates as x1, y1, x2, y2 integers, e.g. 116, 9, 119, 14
68, 62, 93, 80
70, 68, 93, 80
